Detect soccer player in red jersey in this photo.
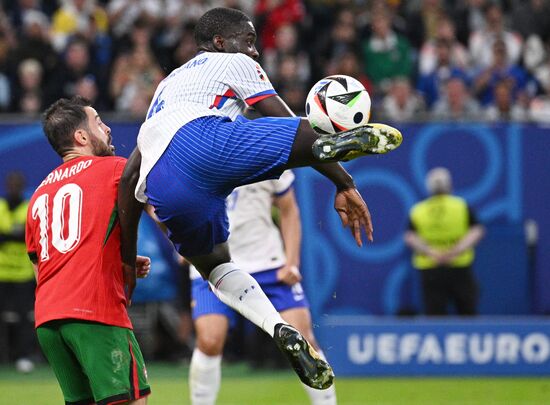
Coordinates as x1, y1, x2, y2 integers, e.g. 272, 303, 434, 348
25, 96, 151, 405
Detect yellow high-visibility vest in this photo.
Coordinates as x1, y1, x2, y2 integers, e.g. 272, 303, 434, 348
0, 199, 34, 282
409, 194, 474, 269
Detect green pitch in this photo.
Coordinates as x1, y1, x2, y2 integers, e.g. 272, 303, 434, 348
1, 362, 549, 405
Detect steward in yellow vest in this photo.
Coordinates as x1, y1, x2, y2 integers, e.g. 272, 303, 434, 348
404, 168, 485, 315
0, 197, 33, 282
0, 172, 37, 372
409, 194, 475, 270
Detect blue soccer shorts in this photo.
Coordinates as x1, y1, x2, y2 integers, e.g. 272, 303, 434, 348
145, 115, 300, 257
191, 268, 310, 327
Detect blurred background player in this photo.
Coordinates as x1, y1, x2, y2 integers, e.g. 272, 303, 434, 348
0, 171, 37, 373
118, 7, 401, 390
189, 170, 337, 405
404, 167, 485, 316
25, 96, 151, 405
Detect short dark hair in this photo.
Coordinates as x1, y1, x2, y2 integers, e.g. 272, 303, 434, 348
194, 7, 251, 46
42, 96, 91, 157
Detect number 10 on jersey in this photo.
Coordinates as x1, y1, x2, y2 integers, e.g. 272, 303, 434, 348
31, 183, 83, 261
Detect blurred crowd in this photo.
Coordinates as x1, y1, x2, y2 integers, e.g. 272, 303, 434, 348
1, 0, 550, 122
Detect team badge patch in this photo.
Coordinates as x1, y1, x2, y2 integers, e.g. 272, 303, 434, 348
256, 64, 266, 81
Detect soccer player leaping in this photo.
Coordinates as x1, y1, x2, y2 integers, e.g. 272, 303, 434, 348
118, 7, 402, 390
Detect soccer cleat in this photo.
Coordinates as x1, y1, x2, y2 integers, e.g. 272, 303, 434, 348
273, 323, 334, 390
312, 123, 403, 162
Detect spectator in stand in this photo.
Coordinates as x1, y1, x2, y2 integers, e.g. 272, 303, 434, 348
529, 93, 550, 123
110, 45, 164, 116
0, 33, 11, 112
528, 37, 550, 122
432, 75, 481, 120
106, 0, 163, 41
274, 54, 305, 89
155, 0, 182, 50
484, 80, 527, 121
381, 77, 426, 122
362, 9, 412, 94
472, 39, 531, 107
326, 50, 374, 96
47, 36, 99, 105
526, 36, 550, 93
19, 92, 41, 115
0, 76, 10, 112
278, 82, 307, 116
169, 24, 197, 71
417, 16, 470, 76
159, 0, 214, 51
511, 0, 550, 42
310, 7, 360, 90
74, 75, 101, 109
417, 37, 470, 108
254, 0, 304, 51
0, 5, 18, 91
11, 58, 43, 113
469, 2, 523, 69
5, 0, 48, 36
327, 8, 359, 61
7, 10, 58, 80
452, 0, 487, 47
50, 0, 109, 52
111, 17, 154, 63
81, 12, 112, 81
523, 33, 547, 78
405, 0, 448, 50
262, 23, 309, 87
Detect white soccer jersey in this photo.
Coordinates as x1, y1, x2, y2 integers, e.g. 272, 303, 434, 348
190, 170, 295, 280
135, 52, 276, 202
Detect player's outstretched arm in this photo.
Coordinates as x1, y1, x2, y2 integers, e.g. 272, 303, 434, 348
254, 95, 374, 246
118, 147, 144, 302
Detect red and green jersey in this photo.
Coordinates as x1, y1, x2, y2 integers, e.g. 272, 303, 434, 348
26, 156, 132, 329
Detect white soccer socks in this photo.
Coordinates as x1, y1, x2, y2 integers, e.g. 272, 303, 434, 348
208, 262, 285, 337
189, 348, 222, 405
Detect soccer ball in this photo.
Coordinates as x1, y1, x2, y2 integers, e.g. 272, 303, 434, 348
305, 75, 371, 134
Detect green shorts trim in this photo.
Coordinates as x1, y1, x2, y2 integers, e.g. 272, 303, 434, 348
37, 320, 151, 405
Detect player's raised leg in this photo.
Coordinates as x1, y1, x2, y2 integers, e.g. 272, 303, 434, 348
189, 252, 334, 390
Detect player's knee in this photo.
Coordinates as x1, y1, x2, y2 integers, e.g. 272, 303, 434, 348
196, 334, 225, 356
188, 244, 232, 278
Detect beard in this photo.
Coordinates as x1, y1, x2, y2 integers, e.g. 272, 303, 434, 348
90, 135, 115, 156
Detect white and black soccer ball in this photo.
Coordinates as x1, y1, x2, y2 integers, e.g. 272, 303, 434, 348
305, 75, 371, 134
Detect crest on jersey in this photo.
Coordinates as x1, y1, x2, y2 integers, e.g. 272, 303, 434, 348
255, 64, 266, 81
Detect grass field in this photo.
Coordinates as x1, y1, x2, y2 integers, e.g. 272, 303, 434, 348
2, 362, 550, 405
